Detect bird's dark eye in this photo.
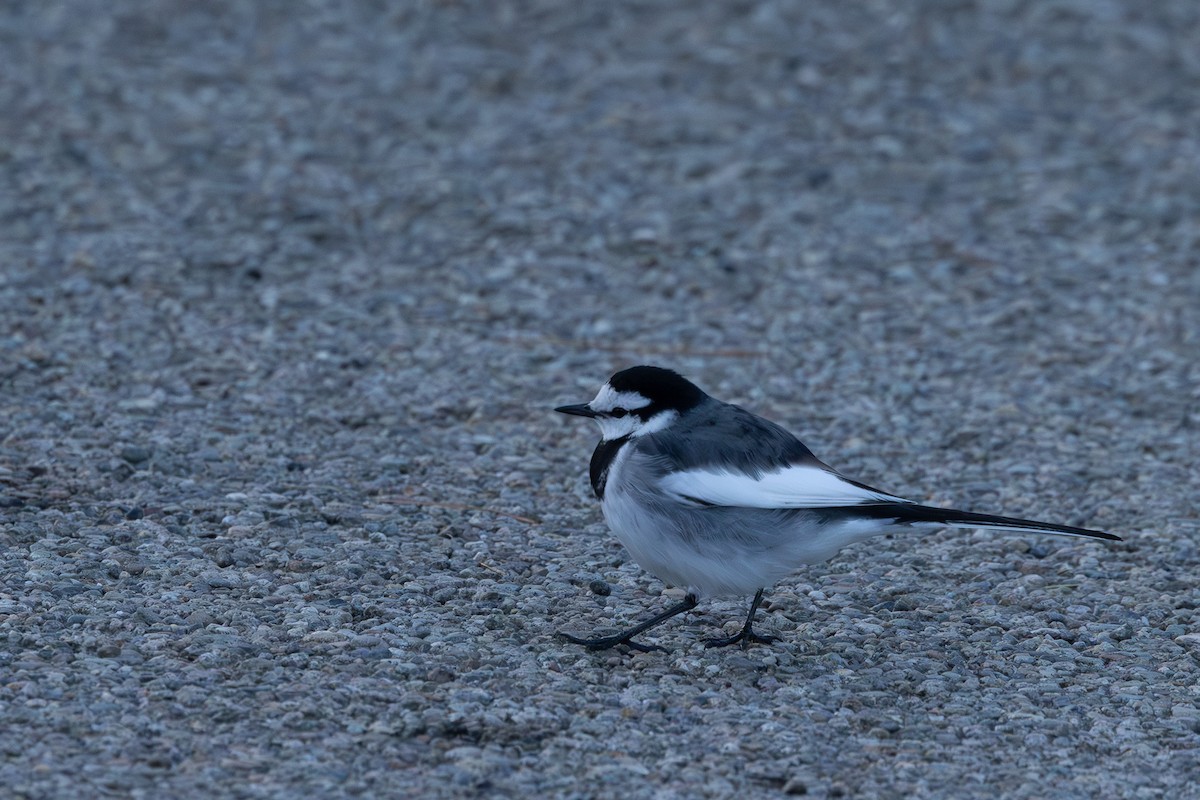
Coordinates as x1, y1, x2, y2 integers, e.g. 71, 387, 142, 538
611, 407, 628, 418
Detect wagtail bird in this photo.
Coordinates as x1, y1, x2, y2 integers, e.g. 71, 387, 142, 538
555, 366, 1121, 652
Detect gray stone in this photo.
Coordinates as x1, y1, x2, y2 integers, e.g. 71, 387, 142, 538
0, 2, 1191, 798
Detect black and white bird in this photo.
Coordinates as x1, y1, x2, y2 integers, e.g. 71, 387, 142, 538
555, 366, 1121, 652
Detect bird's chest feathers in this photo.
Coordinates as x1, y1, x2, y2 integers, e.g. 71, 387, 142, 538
589, 435, 633, 499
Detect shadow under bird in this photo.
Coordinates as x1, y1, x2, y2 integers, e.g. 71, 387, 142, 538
555, 366, 1121, 652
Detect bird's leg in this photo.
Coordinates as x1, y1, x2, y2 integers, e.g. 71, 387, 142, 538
704, 588, 778, 649
559, 593, 699, 653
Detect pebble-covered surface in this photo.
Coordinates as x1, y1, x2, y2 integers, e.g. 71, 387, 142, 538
2, 2, 1199, 798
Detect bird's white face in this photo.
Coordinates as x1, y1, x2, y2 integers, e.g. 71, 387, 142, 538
583, 383, 679, 441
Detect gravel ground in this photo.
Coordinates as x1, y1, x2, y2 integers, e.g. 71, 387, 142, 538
2, 2, 1199, 798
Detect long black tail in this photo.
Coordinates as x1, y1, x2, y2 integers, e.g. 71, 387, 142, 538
855, 503, 1122, 541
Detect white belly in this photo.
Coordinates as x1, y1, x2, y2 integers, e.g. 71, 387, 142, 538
599, 448, 886, 598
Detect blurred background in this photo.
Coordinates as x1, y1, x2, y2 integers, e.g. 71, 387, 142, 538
1, 1, 1198, 797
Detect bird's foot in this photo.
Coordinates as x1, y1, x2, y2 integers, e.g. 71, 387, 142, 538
703, 627, 779, 650
558, 631, 667, 654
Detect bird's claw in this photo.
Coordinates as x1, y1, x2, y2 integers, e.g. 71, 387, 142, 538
703, 629, 779, 650
558, 631, 667, 653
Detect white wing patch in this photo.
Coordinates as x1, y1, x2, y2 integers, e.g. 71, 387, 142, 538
659, 464, 913, 509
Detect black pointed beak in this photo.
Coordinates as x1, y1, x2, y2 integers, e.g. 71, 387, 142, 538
555, 403, 598, 418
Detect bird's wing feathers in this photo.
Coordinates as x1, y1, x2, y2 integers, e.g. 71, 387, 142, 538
641, 401, 913, 509
659, 463, 912, 508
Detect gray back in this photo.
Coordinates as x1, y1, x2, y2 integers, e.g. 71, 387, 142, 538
636, 398, 823, 479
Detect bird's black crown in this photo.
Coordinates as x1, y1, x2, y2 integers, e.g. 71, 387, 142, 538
608, 366, 708, 413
